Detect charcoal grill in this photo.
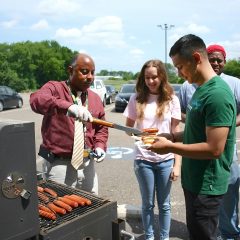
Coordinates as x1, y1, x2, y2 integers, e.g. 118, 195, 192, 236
38, 179, 120, 240
0, 119, 134, 240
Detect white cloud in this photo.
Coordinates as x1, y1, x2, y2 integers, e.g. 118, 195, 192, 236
55, 16, 127, 48
78, 49, 87, 54
55, 28, 82, 38
140, 40, 152, 45
187, 23, 210, 33
31, 19, 49, 30
82, 16, 122, 32
170, 23, 211, 42
1, 19, 18, 28
129, 36, 136, 40
129, 48, 144, 64
38, 0, 81, 16
130, 48, 144, 55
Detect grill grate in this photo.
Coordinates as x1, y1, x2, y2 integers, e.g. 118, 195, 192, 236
38, 180, 109, 231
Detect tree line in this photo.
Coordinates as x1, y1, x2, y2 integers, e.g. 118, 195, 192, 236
0, 40, 239, 92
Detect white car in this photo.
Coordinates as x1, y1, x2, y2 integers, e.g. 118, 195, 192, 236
90, 79, 107, 106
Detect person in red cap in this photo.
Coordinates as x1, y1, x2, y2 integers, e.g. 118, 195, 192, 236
207, 44, 240, 240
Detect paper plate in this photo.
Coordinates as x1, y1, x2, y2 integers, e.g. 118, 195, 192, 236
134, 140, 151, 149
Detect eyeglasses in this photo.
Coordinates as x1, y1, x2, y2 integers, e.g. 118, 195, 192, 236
79, 69, 95, 75
209, 58, 224, 64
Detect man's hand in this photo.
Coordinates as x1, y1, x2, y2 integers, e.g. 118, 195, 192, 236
148, 137, 173, 154
68, 104, 93, 122
94, 147, 106, 163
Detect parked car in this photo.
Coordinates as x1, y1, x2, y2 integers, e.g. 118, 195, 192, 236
90, 79, 107, 106
105, 85, 118, 104
0, 86, 23, 112
115, 84, 136, 112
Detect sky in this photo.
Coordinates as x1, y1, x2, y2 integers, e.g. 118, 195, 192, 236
0, 0, 240, 73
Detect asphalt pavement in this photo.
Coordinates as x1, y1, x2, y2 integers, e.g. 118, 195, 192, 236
1, 92, 239, 240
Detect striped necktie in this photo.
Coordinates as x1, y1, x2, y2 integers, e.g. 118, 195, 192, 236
71, 95, 84, 169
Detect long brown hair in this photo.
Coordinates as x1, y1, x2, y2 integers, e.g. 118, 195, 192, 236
136, 59, 173, 120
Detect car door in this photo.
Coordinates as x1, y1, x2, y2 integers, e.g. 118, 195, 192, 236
0, 86, 11, 108
110, 86, 117, 101
5, 87, 17, 107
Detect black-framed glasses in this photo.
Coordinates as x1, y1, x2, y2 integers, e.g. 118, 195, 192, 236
79, 69, 95, 75
209, 58, 224, 64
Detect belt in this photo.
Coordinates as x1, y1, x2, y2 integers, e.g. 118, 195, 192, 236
38, 146, 93, 162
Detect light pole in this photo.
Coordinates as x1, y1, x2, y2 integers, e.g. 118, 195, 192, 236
157, 24, 174, 65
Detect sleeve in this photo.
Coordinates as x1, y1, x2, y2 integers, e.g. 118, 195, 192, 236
30, 81, 72, 116
178, 83, 188, 113
171, 95, 182, 120
205, 90, 235, 127
233, 79, 240, 114
123, 94, 137, 121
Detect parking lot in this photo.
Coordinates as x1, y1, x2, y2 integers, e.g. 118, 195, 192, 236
1, 92, 239, 239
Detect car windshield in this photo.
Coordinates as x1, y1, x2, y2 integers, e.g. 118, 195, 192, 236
120, 85, 135, 93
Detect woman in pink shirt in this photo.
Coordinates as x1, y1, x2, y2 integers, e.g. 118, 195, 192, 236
123, 59, 181, 240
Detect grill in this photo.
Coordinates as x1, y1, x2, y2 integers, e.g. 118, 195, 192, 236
38, 179, 118, 240
0, 119, 133, 240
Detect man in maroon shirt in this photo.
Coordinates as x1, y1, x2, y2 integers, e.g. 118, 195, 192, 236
30, 53, 108, 194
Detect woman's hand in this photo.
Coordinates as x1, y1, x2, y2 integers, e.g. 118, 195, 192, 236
170, 165, 180, 181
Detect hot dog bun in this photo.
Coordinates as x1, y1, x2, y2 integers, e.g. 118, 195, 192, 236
141, 135, 157, 145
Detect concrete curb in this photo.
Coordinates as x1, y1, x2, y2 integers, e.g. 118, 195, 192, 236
117, 204, 142, 219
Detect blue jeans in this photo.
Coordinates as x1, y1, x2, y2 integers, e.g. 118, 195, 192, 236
219, 158, 240, 239
134, 159, 174, 240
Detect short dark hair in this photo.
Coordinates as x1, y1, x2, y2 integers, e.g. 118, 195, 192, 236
70, 53, 80, 67
169, 34, 207, 60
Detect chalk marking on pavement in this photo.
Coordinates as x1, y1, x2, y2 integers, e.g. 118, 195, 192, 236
107, 147, 134, 159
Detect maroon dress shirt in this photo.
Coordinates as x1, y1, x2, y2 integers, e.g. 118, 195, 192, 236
30, 80, 108, 157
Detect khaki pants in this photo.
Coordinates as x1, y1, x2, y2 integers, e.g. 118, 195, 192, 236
37, 156, 98, 195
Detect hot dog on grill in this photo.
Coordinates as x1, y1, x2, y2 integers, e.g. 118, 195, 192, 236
38, 204, 53, 213
71, 194, 92, 206
47, 203, 66, 215
64, 195, 85, 206
44, 187, 58, 198
37, 186, 44, 193
53, 200, 72, 212
39, 209, 56, 220
38, 192, 49, 203
58, 197, 78, 208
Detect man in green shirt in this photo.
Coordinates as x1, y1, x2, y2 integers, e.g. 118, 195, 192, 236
150, 34, 236, 240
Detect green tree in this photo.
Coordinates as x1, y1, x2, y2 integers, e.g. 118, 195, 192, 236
224, 59, 240, 79
165, 63, 182, 83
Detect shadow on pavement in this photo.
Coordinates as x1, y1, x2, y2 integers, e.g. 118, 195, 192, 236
125, 215, 188, 240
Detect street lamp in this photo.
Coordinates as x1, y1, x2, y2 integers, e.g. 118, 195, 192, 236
157, 24, 174, 65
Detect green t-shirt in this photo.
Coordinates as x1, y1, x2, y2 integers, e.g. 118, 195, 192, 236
182, 76, 236, 195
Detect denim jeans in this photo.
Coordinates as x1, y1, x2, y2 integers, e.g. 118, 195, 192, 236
219, 158, 240, 239
134, 159, 174, 240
